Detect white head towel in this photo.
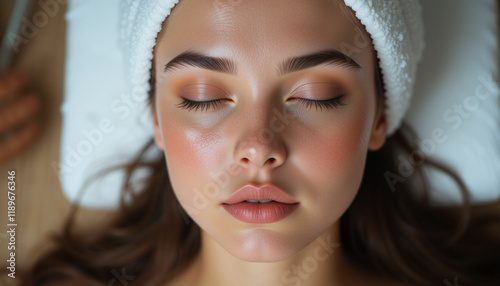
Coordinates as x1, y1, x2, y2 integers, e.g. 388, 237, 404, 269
119, 0, 425, 135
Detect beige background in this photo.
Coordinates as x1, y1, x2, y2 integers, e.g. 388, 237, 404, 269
0, 1, 113, 285
0, 1, 499, 286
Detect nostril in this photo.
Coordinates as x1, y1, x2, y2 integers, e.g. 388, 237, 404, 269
267, 158, 276, 164
241, 158, 250, 164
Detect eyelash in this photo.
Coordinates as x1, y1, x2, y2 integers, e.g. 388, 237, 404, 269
291, 96, 346, 111
176, 96, 346, 112
176, 97, 226, 112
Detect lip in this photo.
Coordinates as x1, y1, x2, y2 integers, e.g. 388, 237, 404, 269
222, 184, 299, 224
223, 184, 299, 204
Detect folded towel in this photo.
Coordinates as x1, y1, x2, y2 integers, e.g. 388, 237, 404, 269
119, 0, 425, 135
344, 0, 425, 135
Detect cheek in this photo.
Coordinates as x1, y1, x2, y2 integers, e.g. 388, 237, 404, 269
303, 125, 366, 178
290, 106, 373, 212
299, 112, 371, 177
158, 111, 228, 212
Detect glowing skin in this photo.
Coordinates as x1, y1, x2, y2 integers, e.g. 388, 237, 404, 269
152, 0, 393, 285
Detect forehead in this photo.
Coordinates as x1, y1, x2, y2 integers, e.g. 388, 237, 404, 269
155, 0, 374, 74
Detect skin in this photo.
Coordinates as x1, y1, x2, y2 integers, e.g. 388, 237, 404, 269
151, 0, 393, 285
0, 71, 42, 164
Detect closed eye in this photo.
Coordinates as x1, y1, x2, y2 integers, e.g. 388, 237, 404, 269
290, 96, 346, 111
176, 96, 345, 112
176, 97, 228, 112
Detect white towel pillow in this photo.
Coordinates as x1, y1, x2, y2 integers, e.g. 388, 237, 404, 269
58, 0, 499, 209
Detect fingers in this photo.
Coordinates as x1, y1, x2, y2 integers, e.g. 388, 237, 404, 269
0, 71, 42, 164
0, 71, 30, 101
0, 93, 41, 134
0, 120, 42, 164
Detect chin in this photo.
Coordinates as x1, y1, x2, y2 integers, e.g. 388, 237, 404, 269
222, 228, 306, 262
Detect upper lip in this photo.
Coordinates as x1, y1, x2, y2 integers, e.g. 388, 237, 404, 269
222, 183, 299, 205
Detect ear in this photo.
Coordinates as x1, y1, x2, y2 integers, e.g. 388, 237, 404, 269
368, 104, 387, 151
152, 107, 165, 151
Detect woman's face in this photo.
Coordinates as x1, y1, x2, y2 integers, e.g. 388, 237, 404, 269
153, 0, 386, 262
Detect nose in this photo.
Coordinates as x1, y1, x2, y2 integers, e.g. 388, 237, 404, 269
233, 122, 287, 170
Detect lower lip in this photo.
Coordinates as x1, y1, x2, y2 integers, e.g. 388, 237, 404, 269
222, 202, 299, 224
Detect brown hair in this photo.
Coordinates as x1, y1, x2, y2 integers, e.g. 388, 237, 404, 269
21, 6, 500, 286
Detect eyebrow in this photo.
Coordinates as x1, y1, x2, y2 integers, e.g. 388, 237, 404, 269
163, 49, 361, 76
164, 51, 237, 75
277, 49, 361, 76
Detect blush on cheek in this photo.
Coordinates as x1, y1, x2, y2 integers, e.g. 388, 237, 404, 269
160, 117, 228, 204
327, 104, 375, 173
163, 131, 197, 180
305, 124, 367, 181
291, 111, 372, 213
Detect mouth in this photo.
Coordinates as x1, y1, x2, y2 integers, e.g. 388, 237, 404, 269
222, 183, 299, 205
222, 184, 299, 223
241, 200, 276, 203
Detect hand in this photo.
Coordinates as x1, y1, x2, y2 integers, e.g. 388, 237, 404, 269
0, 71, 42, 164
